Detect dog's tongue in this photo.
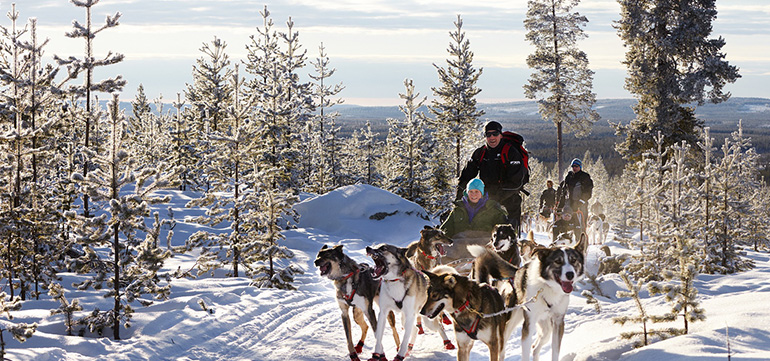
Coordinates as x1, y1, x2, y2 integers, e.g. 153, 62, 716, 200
437, 244, 445, 256
560, 280, 574, 293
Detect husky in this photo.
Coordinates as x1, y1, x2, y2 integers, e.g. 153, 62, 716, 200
518, 230, 542, 264
586, 214, 608, 245
468, 224, 521, 286
421, 265, 516, 361
405, 225, 453, 272
315, 245, 400, 361
405, 226, 456, 350
366, 244, 429, 361
511, 233, 588, 361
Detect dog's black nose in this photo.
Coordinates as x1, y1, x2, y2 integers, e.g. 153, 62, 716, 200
566, 271, 574, 280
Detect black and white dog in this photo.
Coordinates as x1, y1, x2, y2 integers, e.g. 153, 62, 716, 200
511, 234, 588, 361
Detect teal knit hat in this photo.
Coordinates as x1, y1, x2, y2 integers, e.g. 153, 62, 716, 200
464, 178, 485, 197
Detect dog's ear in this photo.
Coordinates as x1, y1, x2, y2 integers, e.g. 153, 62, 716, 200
423, 225, 432, 230
534, 247, 551, 263
405, 242, 417, 257
321, 244, 328, 250
332, 244, 344, 252
443, 274, 457, 288
575, 233, 588, 256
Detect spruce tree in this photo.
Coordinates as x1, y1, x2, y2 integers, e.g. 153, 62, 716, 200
614, 0, 740, 161
524, 0, 599, 178
0, 292, 36, 358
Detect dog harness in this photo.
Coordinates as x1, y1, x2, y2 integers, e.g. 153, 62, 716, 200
383, 268, 418, 309
454, 292, 482, 339
420, 249, 435, 260
339, 269, 359, 305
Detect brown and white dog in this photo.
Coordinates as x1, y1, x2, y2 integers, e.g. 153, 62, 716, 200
510, 233, 588, 361
315, 245, 400, 361
468, 224, 520, 287
421, 265, 516, 361
405, 226, 455, 349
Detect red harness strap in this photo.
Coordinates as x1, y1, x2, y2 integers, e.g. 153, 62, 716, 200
341, 269, 359, 304
421, 249, 435, 260
454, 292, 482, 339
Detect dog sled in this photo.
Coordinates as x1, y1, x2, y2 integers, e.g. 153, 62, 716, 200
438, 230, 490, 276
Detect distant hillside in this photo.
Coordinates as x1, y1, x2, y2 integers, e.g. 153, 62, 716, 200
334, 97, 770, 178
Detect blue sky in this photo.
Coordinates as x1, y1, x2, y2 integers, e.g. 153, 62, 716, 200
7, 0, 770, 105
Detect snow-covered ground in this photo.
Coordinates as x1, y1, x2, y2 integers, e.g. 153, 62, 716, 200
6, 184, 770, 360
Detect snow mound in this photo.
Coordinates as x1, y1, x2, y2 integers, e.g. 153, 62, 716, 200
294, 184, 431, 244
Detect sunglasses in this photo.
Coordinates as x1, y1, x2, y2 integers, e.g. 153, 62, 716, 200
485, 131, 501, 138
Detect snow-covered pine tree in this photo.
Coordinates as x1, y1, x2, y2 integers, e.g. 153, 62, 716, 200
247, 165, 302, 289
54, 0, 126, 217
170, 94, 198, 191
0, 292, 36, 357
613, 0, 740, 161
185, 37, 233, 134
614, 271, 681, 348
278, 17, 315, 191
245, 7, 296, 192
350, 121, 384, 187
749, 178, 770, 251
703, 123, 756, 273
429, 14, 483, 179
524, 0, 599, 178
47, 283, 82, 336
384, 79, 431, 208
182, 66, 255, 278
0, 11, 68, 301
647, 141, 706, 334
308, 42, 345, 193
127, 88, 174, 170
66, 95, 178, 340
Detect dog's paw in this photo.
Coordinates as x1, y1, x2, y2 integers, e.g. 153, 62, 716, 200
354, 341, 364, 354
442, 313, 452, 325
367, 353, 387, 361
349, 352, 361, 361
443, 340, 456, 350
416, 323, 424, 334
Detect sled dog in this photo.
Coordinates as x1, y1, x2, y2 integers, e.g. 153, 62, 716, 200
421, 266, 516, 361
586, 214, 609, 245
405, 225, 453, 272
511, 233, 588, 361
405, 226, 456, 350
518, 230, 542, 264
315, 245, 400, 361
366, 244, 429, 361
468, 224, 520, 286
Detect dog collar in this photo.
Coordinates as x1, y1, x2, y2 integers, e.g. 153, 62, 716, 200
420, 249, 435, 260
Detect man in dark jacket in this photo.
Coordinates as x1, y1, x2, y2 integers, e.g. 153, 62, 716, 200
457, 121, 528, 234
539, 179, 556, 217
557, 158, 593, 230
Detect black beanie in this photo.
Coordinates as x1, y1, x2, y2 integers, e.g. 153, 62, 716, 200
484, 121, 502, 132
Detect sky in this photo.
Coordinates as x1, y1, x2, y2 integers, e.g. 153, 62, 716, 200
5, 0, 770, 106
5, 184, 770, 360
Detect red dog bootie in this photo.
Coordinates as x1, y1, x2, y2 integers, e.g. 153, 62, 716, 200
393, 355, 405, 361
349, 352, 361, 361
354, 340, 365, 354
367, 353, 387, 361
443, 340, 456, 350
416, 322, 424, 334
442, 313, 452, 325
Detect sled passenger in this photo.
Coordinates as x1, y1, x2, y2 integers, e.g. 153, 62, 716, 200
556, 158, 593, 230
441, 178, 507, 238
